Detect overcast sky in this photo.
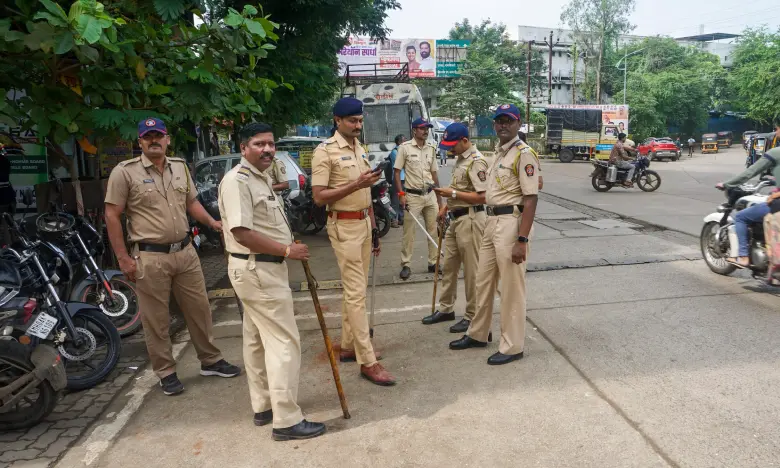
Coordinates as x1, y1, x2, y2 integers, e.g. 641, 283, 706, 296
384, 0, 780, 41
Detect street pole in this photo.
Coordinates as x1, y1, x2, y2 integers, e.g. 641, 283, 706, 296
571, 43, 577, 104
548, 30, 553, 105
622, 50, 627, 105
527, 40, 533, 122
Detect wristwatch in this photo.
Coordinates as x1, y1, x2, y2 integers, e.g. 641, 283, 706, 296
451, 189, 457, 199
517, 235, 529, 243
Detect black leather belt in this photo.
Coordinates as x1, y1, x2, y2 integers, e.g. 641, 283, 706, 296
230, 253, 285, 263
138, 236, 191, 253
450, 205, 485, 219
486, 205, 523, 216
406, 187, 433, 196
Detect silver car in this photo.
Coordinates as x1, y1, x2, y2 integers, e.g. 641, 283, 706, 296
193, 151, 308, 195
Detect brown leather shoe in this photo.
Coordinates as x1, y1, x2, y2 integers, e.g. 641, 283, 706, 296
360, 363, 396, 386
339, 349, 382, 362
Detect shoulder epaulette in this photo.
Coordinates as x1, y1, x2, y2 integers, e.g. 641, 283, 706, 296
324, 137, 337, 144
168, 157, 186, 163
118, 157, 141, 167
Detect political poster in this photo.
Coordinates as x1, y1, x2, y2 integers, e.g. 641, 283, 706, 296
337, 37, 466, 78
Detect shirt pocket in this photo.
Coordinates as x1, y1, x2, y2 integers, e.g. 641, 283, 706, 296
130, 181, 155, 207
335, 159, 359, 182
172, 183, 189, 204
495, 164, 516, 186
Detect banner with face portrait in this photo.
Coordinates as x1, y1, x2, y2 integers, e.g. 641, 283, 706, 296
337, 36, 463, 78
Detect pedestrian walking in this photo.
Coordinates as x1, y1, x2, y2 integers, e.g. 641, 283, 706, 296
104, 118, 240, 396
449, 104, 539, 366
394, 118, 443, 280
439, 146, 448, 166
311, 97, 396, 386
422, 123, 491, 334
219, 121, 326, 441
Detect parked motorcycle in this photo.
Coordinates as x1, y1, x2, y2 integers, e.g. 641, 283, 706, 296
283, 183, 326, 236
191, 187, 223, 250
33, 212, 141, 337
371, 180, 395, 238
701, 177, 777, 280
590, 155, 661, 192
2, 213, 122, 391
0, 261, 66, 431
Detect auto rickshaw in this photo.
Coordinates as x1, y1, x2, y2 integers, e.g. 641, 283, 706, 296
701, 133, 719, 153
717, 131, 733, 148
743, 130, 758, 149
746, 132, 777, 166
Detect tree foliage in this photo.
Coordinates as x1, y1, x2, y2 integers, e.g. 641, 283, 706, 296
204, 0, 400, 133
436, 19, 546, 121
561, 0, 636, 104
0, 0, 282, 164
611, 38, 725, 140
728, 27, 780, 124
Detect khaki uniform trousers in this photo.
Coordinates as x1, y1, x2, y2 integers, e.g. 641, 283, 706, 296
467, 214, 531, 355
327, 216, 378, 366
228, 257, 303, 429
438, 209, 486, 320
135, 244, 222, 379
402, 191, 439, 267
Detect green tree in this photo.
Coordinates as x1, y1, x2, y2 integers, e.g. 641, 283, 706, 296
204, 0, 400, 134
561, 0, 636, 104
728, 27, 780, 124
0, 0, 281, 166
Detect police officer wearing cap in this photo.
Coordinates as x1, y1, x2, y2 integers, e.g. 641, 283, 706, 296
266, 158, 289, 192
105, 118, 241, 396
219, 122, 326, 441
422, 123, 492, 333
394, 118, 442, 280
311, 98, 396, 386
449, 104, 539, 365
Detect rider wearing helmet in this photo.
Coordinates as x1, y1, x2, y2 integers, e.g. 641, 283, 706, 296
716, 121, 780, 267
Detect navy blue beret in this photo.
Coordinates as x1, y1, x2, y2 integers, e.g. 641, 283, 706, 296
333, 97, 363, 117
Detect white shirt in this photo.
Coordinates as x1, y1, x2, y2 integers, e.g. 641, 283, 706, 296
419, 57, 435, 71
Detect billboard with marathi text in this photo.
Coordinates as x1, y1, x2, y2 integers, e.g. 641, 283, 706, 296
338, 36, 469, 78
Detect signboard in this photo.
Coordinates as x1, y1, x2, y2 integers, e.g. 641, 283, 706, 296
338, 37, 469, 78
99, 140, 141, 178
0, 124, 48, 210
546, 104, 629, 137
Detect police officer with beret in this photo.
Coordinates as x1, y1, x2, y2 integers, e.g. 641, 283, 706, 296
219, 121, 326, 441
449, 104, 539, 365
422, 123, 492, 333
394, 118, 442, 280
105, 118, 240, 396
311, 98, 396, 386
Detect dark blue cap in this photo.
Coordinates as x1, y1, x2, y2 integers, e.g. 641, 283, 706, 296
439, 123, 469, 148
138, 118, 167, 137
411, 118, 433, 129
333, 98, 363, 117
493, 104, 521, 121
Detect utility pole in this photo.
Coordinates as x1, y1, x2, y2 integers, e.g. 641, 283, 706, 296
542, 30, 559, 105
526, 40, 533, 123
615, 48, 646, 105
570, 43, 577, 104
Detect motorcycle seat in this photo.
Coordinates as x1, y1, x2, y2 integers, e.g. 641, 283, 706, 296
0, 259, 22, 289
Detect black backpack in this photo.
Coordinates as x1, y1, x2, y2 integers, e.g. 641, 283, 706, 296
384, 151, 395, 182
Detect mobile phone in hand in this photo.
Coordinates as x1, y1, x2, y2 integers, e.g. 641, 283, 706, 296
372, 160, 389, 174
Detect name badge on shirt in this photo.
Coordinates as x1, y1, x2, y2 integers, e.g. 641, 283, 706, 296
341, 156, 351, 161
268, 195, 276, 201
143, 179, 154, 183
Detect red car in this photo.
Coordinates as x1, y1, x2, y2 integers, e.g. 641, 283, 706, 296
637, 137, 682, 161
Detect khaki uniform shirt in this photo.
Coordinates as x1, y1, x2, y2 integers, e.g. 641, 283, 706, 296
394, 139, 438, 191
311, 132, 372, 212
448, 146, 491, 210
486, 136, 540, 206
219, 158, 292, 254
105, 154, 195, 244
266, 158, 287, 187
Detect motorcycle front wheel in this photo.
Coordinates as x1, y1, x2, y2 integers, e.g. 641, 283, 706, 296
700, 221, 737, 275
591, 175, 613, 192
81, 276, 142, 337
637, 170, 661, 192
374, 205, 392, 238
59, 309, 122, 391
0, 341, 58, 431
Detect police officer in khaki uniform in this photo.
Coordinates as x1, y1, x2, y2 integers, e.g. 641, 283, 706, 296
219, 122, 326, 441
394, 118, 443, 280
449, 104, 539, 365
266, 158, 289, 192
105, 118, 240, 396
421, 123, 492, 334
311, 98, 396, 386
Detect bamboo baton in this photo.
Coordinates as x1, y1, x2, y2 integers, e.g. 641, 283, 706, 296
430, 216, 448, 315
297, 241, 350, 419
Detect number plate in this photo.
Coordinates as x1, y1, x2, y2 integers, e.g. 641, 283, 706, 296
193, 234, 201, 248
26, 312, 58, 339
380, 195, 390, 204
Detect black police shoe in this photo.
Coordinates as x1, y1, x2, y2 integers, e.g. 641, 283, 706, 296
449, 334, 491, 350
399, 266, 411, 280
449, 318, 470, 333
159, 373, 184, 396
272, 420, 327, 441
428, 264, 442, 274
200, 359, 242, 378
254, 410, 273, 426
487, 351, 524, 366
421, 310, 455, 325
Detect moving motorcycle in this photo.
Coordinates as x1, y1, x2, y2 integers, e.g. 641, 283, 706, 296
0, 261, 66, 431
2, 213, 121, 391
700, 177, 777, 280
371, 180, 395, 238
590, 155, 661, 192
